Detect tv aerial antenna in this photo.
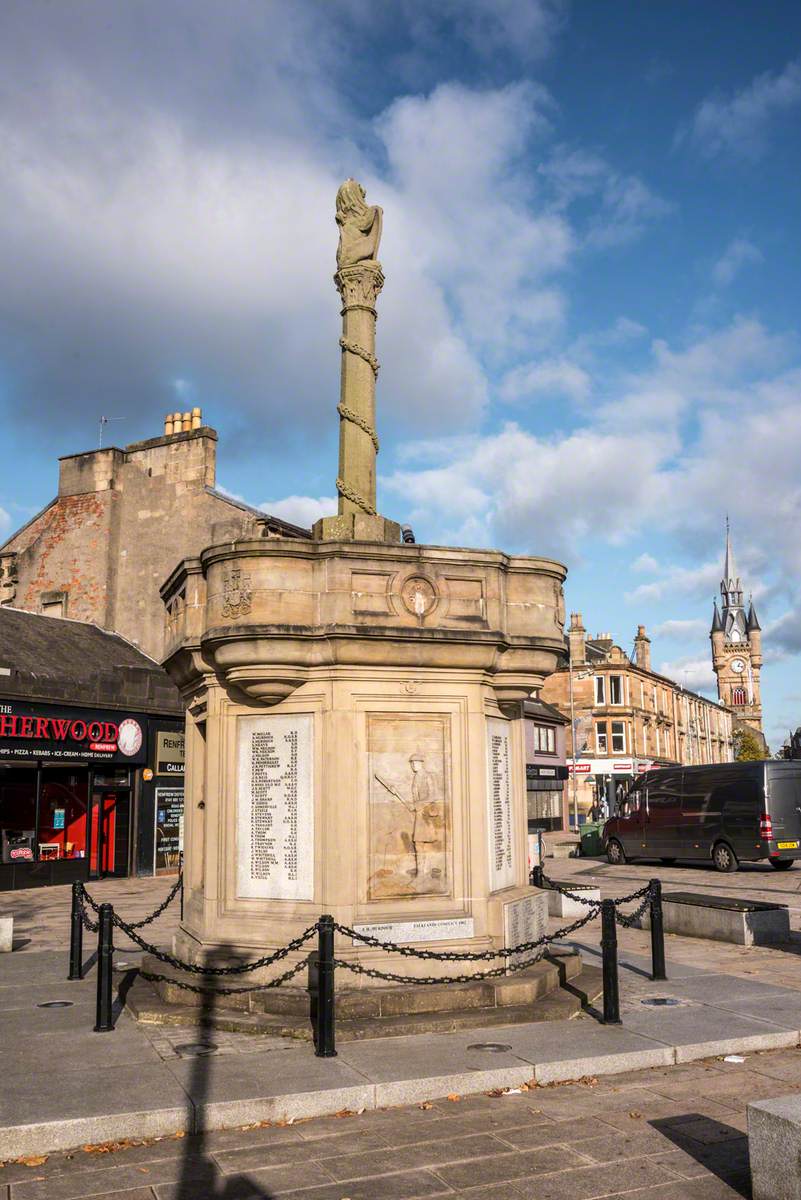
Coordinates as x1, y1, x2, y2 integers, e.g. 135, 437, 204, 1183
98, 415, 125, 449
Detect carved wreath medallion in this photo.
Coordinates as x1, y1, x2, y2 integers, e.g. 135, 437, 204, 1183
400, 576, 437, 619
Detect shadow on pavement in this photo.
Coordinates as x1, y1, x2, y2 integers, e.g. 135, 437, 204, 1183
172, 943, 282, 1200
650, 1114, 751, 1198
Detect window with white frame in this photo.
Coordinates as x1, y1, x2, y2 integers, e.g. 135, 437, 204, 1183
594, 675, 606, 705
609, 675, 623, 705
664, 728, 671, 756
655, 726, 661, 755
596, 721, 608, 753
640, 681, 645, 709
652, 685, 657, 711
611, 721, 626, 753
532, 724, 556, 754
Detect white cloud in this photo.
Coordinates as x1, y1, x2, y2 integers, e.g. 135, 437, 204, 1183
765, 610, 801, 659
387, 315, 801, 653
626, 562, 720, 604
400, 0, 567, 64
658, 656, 718, 694
260, 495, 336, 527
654, 618, 709, 640
500, 358, 591, 404
540, 145, 670, 247
678, 58, 801, 160
0, 507, 10, 537
384, 422, 674, 558
631, 553, 659, 574
712, 237, 763, 287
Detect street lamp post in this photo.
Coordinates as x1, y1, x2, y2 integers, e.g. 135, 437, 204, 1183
569, 646, 579, 830
568, 649, 594, 832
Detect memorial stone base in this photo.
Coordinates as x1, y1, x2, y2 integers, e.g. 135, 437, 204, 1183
160, 532, 566, 990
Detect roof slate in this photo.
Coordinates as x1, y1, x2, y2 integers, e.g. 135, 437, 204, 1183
0, 607, 182, 714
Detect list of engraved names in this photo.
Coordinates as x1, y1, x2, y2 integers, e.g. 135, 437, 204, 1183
486, 717, 515, 891
237, 714, 313, 900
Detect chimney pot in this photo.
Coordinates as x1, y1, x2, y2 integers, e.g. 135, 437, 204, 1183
182, 411, 191, 432
191, 406, 202, 429
164, 414, 173, 436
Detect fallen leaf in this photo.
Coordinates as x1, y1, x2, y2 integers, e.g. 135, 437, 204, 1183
173, 1131, 186, 1139
18, 1156, 48, 1168
628, 1111, 642, 1119
446, 1093, 461, 1102
418, 1102, 433, 1110
334, 1109, 355, 1118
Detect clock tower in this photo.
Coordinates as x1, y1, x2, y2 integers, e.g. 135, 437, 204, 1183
710, 523, 763, 734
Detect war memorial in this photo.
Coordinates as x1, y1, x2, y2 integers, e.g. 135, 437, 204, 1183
148, 180, 570, 1027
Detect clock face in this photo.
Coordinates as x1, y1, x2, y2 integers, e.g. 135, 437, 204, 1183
730, 657, 746, 674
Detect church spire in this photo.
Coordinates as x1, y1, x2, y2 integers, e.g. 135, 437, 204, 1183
720, 518, 744, 613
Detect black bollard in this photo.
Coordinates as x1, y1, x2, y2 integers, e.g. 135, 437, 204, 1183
315, 915, 337, 1058
94, 903, 114, 1033
68, 880, 84, 981
600, 899, 621, 1025
649, 879, 667, 982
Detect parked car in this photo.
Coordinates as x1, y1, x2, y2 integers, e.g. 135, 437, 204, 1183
602, 761, 801, 872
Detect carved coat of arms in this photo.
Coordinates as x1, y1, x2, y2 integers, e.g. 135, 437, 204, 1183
221, 567, 252, 619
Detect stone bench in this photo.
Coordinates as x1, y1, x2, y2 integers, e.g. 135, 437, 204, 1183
639, 891, 790, 946
749, 1093, 801, 1199
545, 883, 601, 919
0, 916, 13, 952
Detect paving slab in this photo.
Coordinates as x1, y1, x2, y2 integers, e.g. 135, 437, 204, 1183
164, 1045, 376, 1129
701, 990, 801, 1029
0, 1061, 191, 1160
620, 1003, 799, 1061
511, 1157, 690, 1199
338, 1030, 535, 1106
569, 943, 712, 980
477, 1019, 674, 1082
646, 972, 799, 1005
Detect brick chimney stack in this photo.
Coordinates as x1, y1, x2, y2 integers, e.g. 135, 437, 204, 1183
634, 624, 651, 671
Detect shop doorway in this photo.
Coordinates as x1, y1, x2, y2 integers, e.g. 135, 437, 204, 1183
89, 782, 131, 879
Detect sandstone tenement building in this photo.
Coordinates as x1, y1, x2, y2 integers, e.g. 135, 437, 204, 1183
0, 411, 306, 661
541, 615, 734, 822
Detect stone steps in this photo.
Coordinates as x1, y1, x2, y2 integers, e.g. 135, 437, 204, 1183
125, 955, 603, 1042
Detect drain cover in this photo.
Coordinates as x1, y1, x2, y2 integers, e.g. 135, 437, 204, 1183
37, 1001, 74, 1008
175, 1042, 219, 1057
641, 997, 681, 1007
467, 1042, 513, 1053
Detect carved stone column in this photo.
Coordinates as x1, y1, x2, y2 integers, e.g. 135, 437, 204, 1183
313, 233, 399, 541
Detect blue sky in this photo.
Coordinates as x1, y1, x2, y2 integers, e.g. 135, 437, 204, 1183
1, 1, 800, 747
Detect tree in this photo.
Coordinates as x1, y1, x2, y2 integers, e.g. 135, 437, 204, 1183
733, 726, 765, 761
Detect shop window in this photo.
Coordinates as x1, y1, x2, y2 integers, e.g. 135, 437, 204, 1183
39, 770, 89, 862
611, 721, 626, 753
596, 722, 608, 754
594, 676, 606, 705
0, 767, 37, 863
609, 675, 623, 705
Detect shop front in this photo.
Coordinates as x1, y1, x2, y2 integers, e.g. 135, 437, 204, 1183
0, 605, 185, 890
567, 757, 656, 823
0, 700, 186, 890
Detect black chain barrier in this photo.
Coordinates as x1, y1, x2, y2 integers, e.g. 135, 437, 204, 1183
68, 870, 668, 1050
